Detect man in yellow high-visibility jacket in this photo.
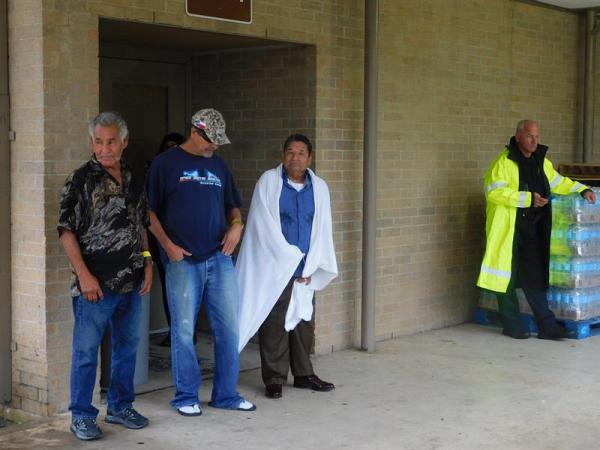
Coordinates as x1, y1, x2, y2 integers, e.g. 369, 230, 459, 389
477, 120, 596, 340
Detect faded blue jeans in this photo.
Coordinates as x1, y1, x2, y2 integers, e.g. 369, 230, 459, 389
69, 288, 142, 420
166, 253, 243, 409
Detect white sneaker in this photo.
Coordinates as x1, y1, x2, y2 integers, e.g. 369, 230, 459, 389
236, 400, 256, 411
177, 404, 202, 416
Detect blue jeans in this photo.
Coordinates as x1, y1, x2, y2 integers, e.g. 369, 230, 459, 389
166, 253, 243, 409
69, 288, 142, 420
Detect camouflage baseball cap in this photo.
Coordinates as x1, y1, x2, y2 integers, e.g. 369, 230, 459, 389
191, 108, 231, 145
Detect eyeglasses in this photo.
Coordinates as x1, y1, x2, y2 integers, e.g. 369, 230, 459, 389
194, 126, 212, 144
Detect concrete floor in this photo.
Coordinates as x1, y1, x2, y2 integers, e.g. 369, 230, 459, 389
1, 323, 600, 450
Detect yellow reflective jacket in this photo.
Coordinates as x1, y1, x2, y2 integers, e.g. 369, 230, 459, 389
477, 144, 588, 293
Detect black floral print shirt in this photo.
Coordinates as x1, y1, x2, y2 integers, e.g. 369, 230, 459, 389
57, 156, 149, 297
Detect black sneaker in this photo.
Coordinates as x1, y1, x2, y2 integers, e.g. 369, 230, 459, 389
538, 325, 574, 340
70, 418, 102, 441
105, 407, 149, 429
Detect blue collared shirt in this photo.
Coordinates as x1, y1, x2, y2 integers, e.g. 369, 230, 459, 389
279, 168, 315, 277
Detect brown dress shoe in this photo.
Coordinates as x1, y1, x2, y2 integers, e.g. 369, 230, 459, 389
265, 384, 282, 399
293, 375, 335, 392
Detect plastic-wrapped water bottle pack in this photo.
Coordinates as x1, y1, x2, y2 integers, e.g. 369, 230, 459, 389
548, 286, 600, 320
549, 256, 600, 288
552, 187, 600, 224
549, 188, 600, 320
550, 224, 600, 256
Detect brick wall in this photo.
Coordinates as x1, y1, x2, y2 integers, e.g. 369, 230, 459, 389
9, 0, 98, 415
190, 44, 317, 213
375, 0, 580, 338
8, 0, 49, 416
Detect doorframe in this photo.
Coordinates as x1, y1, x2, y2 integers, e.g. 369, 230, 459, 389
0, 0, 12, 406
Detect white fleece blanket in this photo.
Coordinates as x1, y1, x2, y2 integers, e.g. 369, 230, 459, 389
236, 164, 338, 352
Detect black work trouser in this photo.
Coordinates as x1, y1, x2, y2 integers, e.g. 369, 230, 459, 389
497, 223, 557, 334
258, 278, 314, 385
497, 283, 557, 334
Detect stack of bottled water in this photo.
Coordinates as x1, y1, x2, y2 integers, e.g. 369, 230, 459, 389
549, 187, 600, 320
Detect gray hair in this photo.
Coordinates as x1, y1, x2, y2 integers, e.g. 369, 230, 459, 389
88, 111, 129, 141
515, 119, 538, 134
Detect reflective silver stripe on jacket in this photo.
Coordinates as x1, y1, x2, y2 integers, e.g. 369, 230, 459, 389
517, 191, 528, 208
480, 265, 511, 279
569, 182, 586, 193
549, 174, 563, 189
485, 181, 508, 194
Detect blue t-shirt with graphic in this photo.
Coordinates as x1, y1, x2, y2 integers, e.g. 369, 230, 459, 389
146, 146, 242, 263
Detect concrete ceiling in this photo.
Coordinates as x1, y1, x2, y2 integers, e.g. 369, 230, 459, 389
535, 0, 600, 9
99, 19, 286, 51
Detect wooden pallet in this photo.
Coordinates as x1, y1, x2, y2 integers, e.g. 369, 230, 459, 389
473, 307, 600, 339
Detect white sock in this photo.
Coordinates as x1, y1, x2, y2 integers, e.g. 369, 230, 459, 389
179, 404, 201, 414
237, 400, 254, 410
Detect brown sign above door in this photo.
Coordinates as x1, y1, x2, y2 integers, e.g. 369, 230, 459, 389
186, 0, 252, 24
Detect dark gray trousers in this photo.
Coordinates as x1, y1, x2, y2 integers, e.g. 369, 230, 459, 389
258, 278, 314, 385
497, 219, 557, 334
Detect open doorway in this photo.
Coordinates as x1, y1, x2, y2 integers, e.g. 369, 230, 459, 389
99, 19, 316, 392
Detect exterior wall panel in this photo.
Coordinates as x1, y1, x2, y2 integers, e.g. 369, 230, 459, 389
6, 0, 588, 415
0, 0, 11, 406
375, 0, 580, 339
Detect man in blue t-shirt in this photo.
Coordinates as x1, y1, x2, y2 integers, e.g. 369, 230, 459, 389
146, 108, 255, 416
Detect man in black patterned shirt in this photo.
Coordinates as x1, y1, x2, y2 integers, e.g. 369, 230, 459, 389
58, 112, 152, 440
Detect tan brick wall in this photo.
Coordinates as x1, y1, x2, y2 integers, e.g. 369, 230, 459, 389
9, 0, 98, 415
8, 0, 590, 415
375, 0, 581, 339
8, 0, 49, 416
190, 44, 317, 213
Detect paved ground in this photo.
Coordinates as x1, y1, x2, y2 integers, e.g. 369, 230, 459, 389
1, 323, 600, 450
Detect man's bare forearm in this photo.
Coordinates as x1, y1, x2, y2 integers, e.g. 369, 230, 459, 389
227, 208, 242, 224
59, 229, 91, 278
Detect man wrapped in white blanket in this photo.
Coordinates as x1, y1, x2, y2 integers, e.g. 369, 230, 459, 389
236, 134, 338, 399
